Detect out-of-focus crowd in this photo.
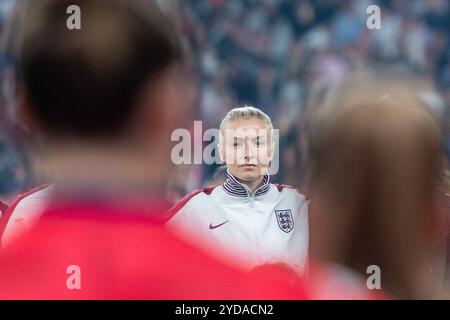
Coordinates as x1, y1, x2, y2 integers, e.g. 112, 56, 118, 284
1, 0, 450, 200
175, 0, 450, 188
0, 0, 29, 202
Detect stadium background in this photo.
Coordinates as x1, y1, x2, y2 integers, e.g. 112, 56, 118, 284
0, 0, 449, 203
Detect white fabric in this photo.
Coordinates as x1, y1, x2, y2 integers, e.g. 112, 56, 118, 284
1, 185, 53, 248
167, 183, 309, 274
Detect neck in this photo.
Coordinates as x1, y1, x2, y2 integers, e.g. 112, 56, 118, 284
34, 142, 171, 199
239, 175, 265, 193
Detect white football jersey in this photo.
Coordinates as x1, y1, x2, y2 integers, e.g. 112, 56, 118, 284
166, 171, 309, 273
1, 185, 53, 248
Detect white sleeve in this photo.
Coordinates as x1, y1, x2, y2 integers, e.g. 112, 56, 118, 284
165, 200, 205, 245
1, 186, 52, 248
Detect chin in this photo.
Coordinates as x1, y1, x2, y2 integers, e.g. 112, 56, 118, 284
239, 170, 260, 181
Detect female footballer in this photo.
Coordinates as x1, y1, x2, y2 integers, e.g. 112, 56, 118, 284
166, 106, 309, 273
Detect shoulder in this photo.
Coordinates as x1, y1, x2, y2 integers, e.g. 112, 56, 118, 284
273, 183, 309, 201
162, 184, 221, 222
0, 184, 51, 236
8, 184, 52, 218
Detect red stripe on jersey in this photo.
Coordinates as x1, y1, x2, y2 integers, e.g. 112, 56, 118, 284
0, 184, 49, 240
274, 183, 308, 199
0, 201, 7, 218
162, 184, 219, 222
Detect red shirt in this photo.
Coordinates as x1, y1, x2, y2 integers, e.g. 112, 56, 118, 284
0, 200, 308, 299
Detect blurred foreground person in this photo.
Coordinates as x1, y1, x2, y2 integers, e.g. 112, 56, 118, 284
305, 76, 447, 299
0, 0, 306, 299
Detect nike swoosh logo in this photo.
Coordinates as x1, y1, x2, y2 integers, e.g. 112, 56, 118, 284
209, 220, 229, 230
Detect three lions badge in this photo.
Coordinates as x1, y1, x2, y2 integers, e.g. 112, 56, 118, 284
275, 209, 294, 233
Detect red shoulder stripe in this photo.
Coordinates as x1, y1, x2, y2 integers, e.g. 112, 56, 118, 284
162, 184, 219, 223
0, 201, 7, 218
274, 183, 309, 200
0, 184, 49, 239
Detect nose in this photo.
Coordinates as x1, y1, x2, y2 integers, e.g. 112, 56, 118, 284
244, 139, 255, 161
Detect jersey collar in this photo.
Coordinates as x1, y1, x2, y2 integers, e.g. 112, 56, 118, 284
222, 169, 270, 198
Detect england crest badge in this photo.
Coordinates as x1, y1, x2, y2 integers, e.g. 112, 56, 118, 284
275, 209, 294, 233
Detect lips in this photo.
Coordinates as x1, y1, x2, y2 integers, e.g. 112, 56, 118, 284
240, 164, 257, 169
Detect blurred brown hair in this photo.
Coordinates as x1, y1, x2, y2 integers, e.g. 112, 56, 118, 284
12, 0, 185, 139
307, 74, 444, 299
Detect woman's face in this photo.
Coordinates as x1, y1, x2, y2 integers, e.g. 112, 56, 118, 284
219, 117, 274, 182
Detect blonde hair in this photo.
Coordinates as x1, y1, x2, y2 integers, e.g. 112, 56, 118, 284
219, 105, 273, 135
